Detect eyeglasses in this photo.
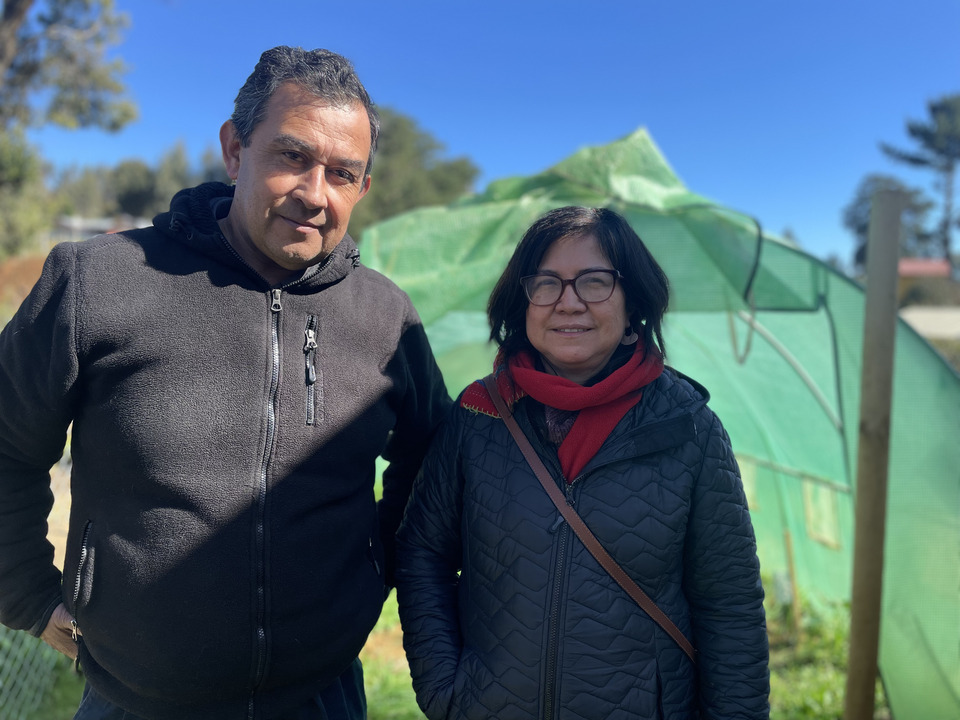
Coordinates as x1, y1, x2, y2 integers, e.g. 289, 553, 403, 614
519, 269, 623, 306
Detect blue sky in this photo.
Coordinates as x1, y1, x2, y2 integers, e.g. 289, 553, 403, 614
26, 0, 960, 263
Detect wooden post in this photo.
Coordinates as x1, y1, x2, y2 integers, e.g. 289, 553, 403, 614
843, 188, 905, 720
783, 529, 803, 638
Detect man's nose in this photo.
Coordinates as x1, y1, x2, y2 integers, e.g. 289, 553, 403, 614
295, 166, 329, 210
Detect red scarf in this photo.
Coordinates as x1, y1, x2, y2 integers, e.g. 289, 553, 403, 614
462, 342, 664, 482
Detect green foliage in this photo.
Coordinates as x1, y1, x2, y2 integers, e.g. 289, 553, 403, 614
111, 158, 154, 218
0, 625, 66, 720
349, 107, 480, 239
152, 141, 192, 215
51, 142, 230, 221
28, 655, 84, 720
766, 590, 889, 719
197, 146, 231, 185
362, 593, 425, 720
0, 0, 135, 132
843, 173, 935, 272
50, 164, 116, 218
0, 129, 48, 257
0, 0, 136, 257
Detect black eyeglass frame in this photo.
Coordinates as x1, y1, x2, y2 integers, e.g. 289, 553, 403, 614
519, 268, 624, 306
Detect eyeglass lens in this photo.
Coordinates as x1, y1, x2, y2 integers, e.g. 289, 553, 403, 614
522, 271, 617, 305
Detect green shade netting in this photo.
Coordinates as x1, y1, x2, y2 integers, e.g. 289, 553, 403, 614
362, 128, 960, 719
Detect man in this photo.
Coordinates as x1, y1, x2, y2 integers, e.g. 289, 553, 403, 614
0, 46, 450, 719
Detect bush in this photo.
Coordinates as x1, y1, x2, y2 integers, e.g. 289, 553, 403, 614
766, 588, 889, 719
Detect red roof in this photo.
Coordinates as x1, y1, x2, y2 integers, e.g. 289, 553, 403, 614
898, 258, 951, 278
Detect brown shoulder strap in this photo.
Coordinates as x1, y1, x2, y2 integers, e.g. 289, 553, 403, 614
483, 374, 696, 663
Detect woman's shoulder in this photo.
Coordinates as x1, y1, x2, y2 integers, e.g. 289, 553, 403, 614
456, 370, 527, 420
458, 378, 499, 418
650, 366, 711, 410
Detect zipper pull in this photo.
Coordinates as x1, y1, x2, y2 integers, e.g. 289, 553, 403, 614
70, 618, 79, 642
549, 514, 566, 533
270, 289, 282, 313
304, 328, 317, 385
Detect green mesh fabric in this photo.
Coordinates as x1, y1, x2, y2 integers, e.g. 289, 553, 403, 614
362, 127, 960, 719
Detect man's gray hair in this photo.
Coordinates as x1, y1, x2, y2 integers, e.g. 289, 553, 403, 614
231, 46, 380, 177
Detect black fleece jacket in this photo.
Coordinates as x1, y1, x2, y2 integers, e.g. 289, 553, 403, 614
0, 182, 450, 719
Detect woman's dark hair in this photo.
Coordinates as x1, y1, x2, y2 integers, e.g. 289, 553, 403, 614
488, 206, 670, 360
231, 46, 380, 178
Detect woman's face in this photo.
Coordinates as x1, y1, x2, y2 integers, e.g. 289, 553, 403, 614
524, 233, 630, 385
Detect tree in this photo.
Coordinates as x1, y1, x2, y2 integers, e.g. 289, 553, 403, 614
151, 141, 191, 216
0, 1, 134, 256
52, 163, 115, 217
347, 107, 479, 239
843, 174, 934, 273
881, 94, 960, 265
111, 158, 154, 218
0, 0, 135, 131
0, 128, 46, 256
196, 145, 230, 185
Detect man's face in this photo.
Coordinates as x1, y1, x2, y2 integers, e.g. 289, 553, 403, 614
219, 82, 371, 284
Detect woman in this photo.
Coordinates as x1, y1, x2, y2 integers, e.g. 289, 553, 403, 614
395, 206, 769, 719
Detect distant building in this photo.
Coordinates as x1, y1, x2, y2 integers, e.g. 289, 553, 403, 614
900, 306, 960, 341
50, 215, 151, 245
897, 257, 957, 306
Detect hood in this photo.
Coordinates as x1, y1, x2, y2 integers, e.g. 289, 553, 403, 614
152, 182, 361, 292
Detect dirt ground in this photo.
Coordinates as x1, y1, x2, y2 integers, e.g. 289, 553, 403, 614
0, 253, 45, 311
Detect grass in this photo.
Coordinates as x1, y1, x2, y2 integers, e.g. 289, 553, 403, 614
929, 337, 960, 373
33, 588, 887, 720
30, 657, 85, 720
766, 590, 889, 720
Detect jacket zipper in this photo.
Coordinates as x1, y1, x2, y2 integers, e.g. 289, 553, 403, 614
304, 315, 318, 426
543, 495, 570, 720
71, 521, 92, 609
532, 409, 697, 718
249, 289, 282, 717
70, 520, 93, 672
523, 416, 572, 720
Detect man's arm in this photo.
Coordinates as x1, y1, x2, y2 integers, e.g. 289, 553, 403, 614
0, 243, 80, 636
377, 319, 451, 587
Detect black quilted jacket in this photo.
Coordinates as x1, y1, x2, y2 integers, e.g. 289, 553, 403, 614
396, 368, 769, 720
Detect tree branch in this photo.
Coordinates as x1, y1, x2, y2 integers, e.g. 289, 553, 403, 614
0, 0, 34, 82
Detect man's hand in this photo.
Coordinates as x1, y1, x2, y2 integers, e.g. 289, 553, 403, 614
40, 602, 80, 660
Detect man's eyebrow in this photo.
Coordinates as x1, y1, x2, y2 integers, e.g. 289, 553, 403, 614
273, 133, 366, 173
273, 133, 314, 154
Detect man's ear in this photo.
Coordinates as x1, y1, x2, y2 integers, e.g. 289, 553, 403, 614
219, 121, 242, 181
357, 174, 371, 200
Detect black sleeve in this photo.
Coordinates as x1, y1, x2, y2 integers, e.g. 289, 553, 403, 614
377, 314, 451, 588
0, 243, 82, 633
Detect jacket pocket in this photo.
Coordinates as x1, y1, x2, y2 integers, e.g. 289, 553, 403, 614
303, 315, 323, 426
70, 520, 95, 615
631, 414, 697, 457
367, 536, 383, 578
